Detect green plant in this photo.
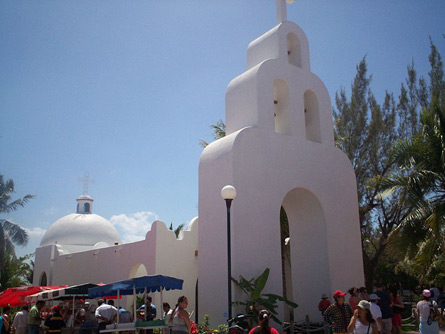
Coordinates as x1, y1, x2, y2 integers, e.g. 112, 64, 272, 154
232, 268, 298, 324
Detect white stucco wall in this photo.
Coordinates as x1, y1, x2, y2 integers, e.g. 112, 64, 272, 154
33, 219, 198, 318
198, 21, 364, 327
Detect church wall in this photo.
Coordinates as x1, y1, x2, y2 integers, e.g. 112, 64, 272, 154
33, 218, 199, 316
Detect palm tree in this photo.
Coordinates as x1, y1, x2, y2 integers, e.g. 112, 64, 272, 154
380, 42, 445, 278
0, 173, 34, 273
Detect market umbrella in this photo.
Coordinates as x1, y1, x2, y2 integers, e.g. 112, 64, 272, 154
0, 286, 67, 307
88, 275, 183, 323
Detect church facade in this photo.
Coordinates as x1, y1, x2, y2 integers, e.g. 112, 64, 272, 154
33, 1, 364, 327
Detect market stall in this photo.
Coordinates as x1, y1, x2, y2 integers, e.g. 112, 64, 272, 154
88, 275, 183, 333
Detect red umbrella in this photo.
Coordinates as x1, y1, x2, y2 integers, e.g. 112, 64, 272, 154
0, 286, 67, 307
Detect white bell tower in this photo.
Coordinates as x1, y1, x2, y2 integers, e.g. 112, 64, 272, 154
198, 1, 364, 327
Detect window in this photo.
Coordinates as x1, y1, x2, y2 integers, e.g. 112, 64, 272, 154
84, 202, 90, 213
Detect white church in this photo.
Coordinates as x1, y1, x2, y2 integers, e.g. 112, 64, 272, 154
33, 0, 364, 327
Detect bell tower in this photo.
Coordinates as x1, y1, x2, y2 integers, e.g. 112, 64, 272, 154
198, 1, 364, 327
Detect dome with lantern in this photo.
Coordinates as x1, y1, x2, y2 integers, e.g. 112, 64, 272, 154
40, 194, 121, 252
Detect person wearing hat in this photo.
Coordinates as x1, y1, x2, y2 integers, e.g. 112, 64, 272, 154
43, 306, 65, 334
347, 300, 378, 334
369, 294, 383, 334
318, 294, 331, 315
373, 284, 392, 334
323, 290, 353, 334
415, 289, 441, 334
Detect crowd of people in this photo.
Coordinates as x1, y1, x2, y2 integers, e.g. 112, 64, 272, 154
0, 296, 191, 334
320, 285, 444, 334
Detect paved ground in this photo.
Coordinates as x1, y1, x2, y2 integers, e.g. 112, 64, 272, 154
404, 323, 445, 334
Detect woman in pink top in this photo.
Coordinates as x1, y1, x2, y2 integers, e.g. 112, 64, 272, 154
349, 287, 361, 310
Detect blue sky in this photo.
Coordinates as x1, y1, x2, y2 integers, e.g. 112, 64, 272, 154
1, 1, 444, 258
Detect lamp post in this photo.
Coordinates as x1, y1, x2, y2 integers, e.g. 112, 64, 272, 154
221, 185, 237, 319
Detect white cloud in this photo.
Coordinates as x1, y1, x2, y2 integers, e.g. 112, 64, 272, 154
43, 206, 58, 216
110, 211, 159, 244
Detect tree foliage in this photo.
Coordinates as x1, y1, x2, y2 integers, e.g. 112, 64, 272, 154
231, 268, 297, 324
0, 252, 34, 291
333, 57, 420, 289
378, 40, 445, 281
0, 173, 34, 274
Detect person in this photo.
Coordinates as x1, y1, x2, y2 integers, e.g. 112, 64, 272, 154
137, 297, 156, 321
429, 286, 440, 303
43, 306, 65, 334
318, 294, 331, 315
439, 288, 445, 318
12, 306, 29, 334
248, 309, 279, 334
170, 296, 191, 334
80, 302, 97, 334
349, 288, 361, 311
347, 300, 378, 334
323, 290, 353, 334
118, 307, 132, 324
415, 289, 441, 334
2, 307, 12, 334
27, 301, 45, 334
390, 291, 404, 334
373, 284, 392, 334
369, 294, 383, 334
358, 287, 369, 301
95, 299, 117, 332
162, 303, 173, 334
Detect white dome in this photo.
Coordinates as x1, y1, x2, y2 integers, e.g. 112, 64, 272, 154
40, 213, 121, 247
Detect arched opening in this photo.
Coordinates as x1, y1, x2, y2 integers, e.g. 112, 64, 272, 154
39, 272, 47, 286
83, 203, 91, 213
273, 79, 291, 135
304, 90, 321, 143
127, 263, 148, 310
287, 33, 302, 68
282, 188, 330, 320
76, 203, 80, 213
280, 206, 294, 322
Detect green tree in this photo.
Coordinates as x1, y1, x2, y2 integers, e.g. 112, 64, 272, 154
333, 57, 420, 289
380, 41, 445, 280
0, 252, 34, 290
0, 173, 34, 276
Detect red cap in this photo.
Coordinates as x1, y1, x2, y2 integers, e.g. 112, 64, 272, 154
51, 305, 60, 312
333, 290, 347, 298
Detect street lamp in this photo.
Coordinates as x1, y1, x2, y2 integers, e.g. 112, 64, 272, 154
221, 185, 237, 319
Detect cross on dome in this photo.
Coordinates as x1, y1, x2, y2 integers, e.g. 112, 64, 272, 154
78, 172, 95, 195
276, 0, 294, 25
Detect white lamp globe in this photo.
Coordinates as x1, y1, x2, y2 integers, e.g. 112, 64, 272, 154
221, 185, 237, 200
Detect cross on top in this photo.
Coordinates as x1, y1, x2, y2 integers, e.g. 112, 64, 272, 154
276, 0, 294, 25
78, 172, 94, 195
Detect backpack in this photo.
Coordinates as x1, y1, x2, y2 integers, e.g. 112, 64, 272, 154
429, 301, 441, 323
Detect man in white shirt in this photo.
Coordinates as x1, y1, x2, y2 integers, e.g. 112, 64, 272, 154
369, 294, 383, 334
13, 305, 29, 334
95, 300, 117, 332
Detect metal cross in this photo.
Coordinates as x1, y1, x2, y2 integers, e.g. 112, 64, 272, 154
78, 172, 94, 195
